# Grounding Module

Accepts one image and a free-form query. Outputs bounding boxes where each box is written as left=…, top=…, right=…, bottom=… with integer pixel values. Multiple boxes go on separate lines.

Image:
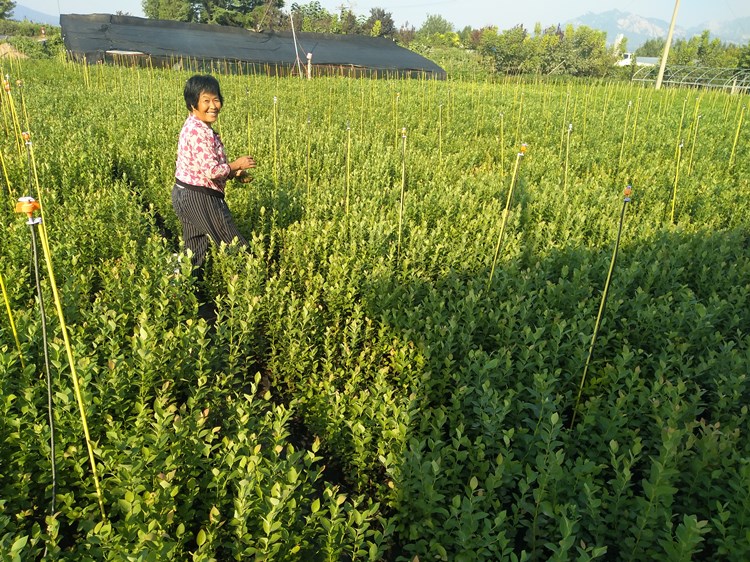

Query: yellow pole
left=20, top=137, right=107, bottom=520
left=0, top=270, right=25, bottom=369
left=655, top=0, right=681, bottom=90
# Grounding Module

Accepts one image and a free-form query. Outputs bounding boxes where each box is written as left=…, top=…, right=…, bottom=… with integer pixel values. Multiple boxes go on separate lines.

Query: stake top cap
left=15, top=196, right=40, bottom=218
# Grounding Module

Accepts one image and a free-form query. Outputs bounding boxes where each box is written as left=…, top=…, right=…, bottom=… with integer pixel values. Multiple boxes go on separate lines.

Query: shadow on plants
left=354, top=224, right=749, bottom=560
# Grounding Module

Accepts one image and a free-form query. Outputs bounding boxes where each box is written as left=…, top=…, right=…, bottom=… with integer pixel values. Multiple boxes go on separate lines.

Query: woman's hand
left=230, top=155, right=256, bottom=181
left=237, top=171, right=254, bottom=183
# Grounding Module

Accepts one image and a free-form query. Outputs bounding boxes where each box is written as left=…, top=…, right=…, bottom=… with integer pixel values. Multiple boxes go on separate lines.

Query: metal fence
left=632, top=64, right=750, bottom=94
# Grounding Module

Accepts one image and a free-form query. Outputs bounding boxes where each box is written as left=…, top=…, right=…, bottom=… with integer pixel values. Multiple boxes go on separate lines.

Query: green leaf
left=11, top=536, right=28, bottom=554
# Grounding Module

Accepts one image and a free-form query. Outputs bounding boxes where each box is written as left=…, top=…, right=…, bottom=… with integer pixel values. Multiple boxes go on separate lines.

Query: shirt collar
left=188, top=113, right=214, bottom=131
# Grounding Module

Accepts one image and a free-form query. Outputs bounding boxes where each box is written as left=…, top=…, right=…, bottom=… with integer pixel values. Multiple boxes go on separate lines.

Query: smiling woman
left=171, top=74, right=256, bottom=276
left=190, top=89, right=222, bottom=125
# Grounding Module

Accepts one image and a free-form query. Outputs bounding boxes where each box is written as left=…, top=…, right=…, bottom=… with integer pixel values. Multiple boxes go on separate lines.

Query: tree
left=669, top=31, right=738, bottom=68
left=337, top=7, right=361, bottom=34
left=0, top=0, right=15, bottom=20
left=291, top=1, right=336, bottom=33
left=739, top=42, right=750, bottom=69
left=142, top=0, right=284, bottom=27
left=416, top=14, right=459, bottom=47
left=394, top=22, right=416, bottom=46
left=365, top=8, right=395, bottom=37
left=568, top=25, right=615, bottom=76
left=479, top=25, right=528, bottom=74
left=694, top=30, right=737, bottom=67
left=142, top=0, right=196, bottom=22
left=636, top=38, right=665, bottom=57
left=480, top=22, right=616, bottom=77
left=524, top=25, right=563, bottom=74
left=670, top=36, right=700, bottom=65
left=462, top=25, right=490, bottom=51
left=417, top=13, right=453, bottom=37
left=457, top=26, right=472, bottom=48
left=251, top=2, right=286, bottom=30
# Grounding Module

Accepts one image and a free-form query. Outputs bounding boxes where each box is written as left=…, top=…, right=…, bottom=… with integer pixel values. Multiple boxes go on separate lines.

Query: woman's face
left=191, top=90, right=222, bottom=125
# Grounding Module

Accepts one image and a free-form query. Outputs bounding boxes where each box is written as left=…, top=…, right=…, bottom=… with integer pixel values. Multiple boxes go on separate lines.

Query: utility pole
left=655, top=0, right=680, bottom=90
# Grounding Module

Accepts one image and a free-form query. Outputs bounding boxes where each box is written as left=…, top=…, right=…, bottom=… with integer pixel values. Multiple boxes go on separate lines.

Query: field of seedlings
left=1, top=57, right=749, bottom=561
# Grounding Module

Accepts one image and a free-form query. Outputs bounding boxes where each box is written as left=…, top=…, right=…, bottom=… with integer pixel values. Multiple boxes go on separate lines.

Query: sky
left=16, top=0, right=750, bottom=31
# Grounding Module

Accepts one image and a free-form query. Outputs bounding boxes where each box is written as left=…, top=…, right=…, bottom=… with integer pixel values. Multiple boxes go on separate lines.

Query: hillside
left=568, top=9, right=750, bottom=49
left=10, top=4, right=59, bottom=26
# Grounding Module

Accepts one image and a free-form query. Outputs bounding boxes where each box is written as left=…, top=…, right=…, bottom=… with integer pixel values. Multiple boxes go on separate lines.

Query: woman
left=172, top=74, right=256, bottom=274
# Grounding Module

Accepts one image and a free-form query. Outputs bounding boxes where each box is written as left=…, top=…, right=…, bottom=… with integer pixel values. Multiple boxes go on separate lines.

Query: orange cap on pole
left=15, top=196, right=40, bottom=220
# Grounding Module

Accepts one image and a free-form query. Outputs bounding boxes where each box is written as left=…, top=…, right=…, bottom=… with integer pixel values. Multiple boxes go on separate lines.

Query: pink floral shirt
left=175, top=114, right=231, bottom=193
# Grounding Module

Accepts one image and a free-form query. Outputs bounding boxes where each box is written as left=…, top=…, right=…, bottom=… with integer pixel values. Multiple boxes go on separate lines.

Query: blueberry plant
left=0, top=58, right=748, bottom=560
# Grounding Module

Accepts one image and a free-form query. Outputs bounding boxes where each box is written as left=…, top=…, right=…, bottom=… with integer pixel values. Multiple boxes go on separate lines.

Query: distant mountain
left=11, top=5, right=59, bottom=26
left=704, top=16, right=750, bottom=45
left=567, top=9, right=750, bottom=50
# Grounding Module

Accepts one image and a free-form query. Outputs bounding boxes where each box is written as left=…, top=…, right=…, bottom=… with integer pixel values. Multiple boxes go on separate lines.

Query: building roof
left=60, top=13, right=446, bottom=79
left=616, top=53, right=659, bottom=67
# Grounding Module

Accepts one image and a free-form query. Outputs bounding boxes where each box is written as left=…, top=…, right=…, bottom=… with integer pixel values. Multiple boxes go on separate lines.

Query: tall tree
left=417, top=14, right=453, bottom=37
left=394, top=22, right=416, bottom=46
left=670, top=36, right=700, bottom=65
left=416, top=14, right=459, bottom=47
left=524, top=25, right=563, bottom=74
left=365, top=7, right=394, bottom=37
left=481, top=23, right=615, bottom=77
left=479, top=25, right=528, bottom=74
left=142, top=0, right=283, bottom=27
left=291, top=1, right=335, bottom=33
left=739, top=42, right=750, bottom=69
left=694, top=30, right=737, bottom=67
left=337, top=7, right=360, bottom=35
left=142, top=0, right=195, bottom=22
left=568, top=25, right=615, bottom=76
left=636, top=38, right=666, bottom=57
left=0, top=0, right=16, bottom=19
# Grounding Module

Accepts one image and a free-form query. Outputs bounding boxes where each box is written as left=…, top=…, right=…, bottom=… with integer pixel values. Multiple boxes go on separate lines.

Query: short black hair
left=183, top=74, right=224, bottom=111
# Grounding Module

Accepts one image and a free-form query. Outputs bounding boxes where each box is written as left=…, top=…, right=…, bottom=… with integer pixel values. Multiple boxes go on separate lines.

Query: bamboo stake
left=617, top=101, right=632, bottom=173
left=272, top=96, right=279, bottom=188
left=397, top=128, right=407, bottom=261
left=564, top=123, right=573, bottom=192
left=729, top=105, right=745, bottom=170
left=345, top=123, right=351, bottom=215
left=306, top=117, right=311, bottom=205
left=670, top=140, right=683, bottom=224
left=571, top=185, right=632, bottom=427
left=0, top=270, right=25, bottom=369
left=687, top=115, right=701, bottom=176
left=22, top=136, right=106, bottom=520
left=487, top=144, right=527, bottom=291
